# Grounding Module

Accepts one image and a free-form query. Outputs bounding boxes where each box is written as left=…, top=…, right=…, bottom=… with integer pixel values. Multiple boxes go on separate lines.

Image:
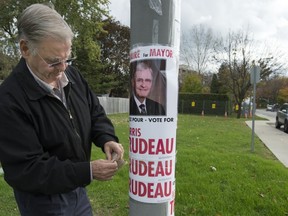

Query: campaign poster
left=129, top=45, right=178, bottom=205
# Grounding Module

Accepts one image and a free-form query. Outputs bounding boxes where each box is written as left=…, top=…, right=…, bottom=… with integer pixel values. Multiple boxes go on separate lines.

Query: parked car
left=266, top=104, right=273, bottom=111
left=275, top=103, right=288, bottom=133
left=267, top=103, right=279, bottom=112
left=272, top=103, right=279, bottom=112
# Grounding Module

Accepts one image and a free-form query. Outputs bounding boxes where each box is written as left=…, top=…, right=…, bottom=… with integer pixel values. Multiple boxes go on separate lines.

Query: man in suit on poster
left=130, top=61, right=166, bottom=116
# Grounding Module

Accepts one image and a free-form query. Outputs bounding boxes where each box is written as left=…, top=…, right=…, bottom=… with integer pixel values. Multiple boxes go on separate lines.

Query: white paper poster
left=129, top=45, right=178, bottom=207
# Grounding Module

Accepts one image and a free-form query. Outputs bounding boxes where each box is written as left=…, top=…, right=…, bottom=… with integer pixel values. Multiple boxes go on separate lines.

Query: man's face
left=133, top=68, right=152, bottom=101
left=23, top=37, right=72, bottom=85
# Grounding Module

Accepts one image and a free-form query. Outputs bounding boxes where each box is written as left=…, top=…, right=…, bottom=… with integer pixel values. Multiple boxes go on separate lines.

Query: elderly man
left=0, top=4, right=124, bottom=216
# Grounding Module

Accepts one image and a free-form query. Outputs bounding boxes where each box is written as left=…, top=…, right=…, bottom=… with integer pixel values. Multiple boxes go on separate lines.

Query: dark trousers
left=14, top=187, right=93, bottom=216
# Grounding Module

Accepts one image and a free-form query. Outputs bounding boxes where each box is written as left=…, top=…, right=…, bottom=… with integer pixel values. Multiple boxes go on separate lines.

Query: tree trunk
left=237, top=103, right=242, bottom=118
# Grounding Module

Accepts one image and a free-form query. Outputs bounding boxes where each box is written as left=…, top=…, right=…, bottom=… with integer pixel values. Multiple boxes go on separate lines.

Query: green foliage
left=210, top=73, right=220, bottom=93
left=0, top=0, right=25, bottom=58
left=1, top=114, right=288, bottom=215
left=0, top=0, right=109, bottom=66
left=217, top=63, right=233, bottom=95
left=256, top=77, right=288, bottom=106
left=0, top=52, right=17, bottom=80
left=53, top=0, right=111, bottom=94
left=278, top=87, right=288, bottom=104
left=0, top=0, right=131, bottom=96
left=95, top=19, right=130, bottom=96
left=180, top=73, right=202, bottom=93
left=72, top=35, right=102, bottom=93
left=217, top=62, right=251, bottom=118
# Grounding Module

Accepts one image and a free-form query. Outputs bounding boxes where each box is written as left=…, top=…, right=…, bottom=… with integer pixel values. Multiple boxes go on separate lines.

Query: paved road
left=256, top=109, right=277, bottom=121
left=246, top=109, right=288, bottom=168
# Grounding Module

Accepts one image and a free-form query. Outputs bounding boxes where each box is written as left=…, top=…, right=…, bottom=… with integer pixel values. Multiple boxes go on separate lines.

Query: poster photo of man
left=129, top=59, right=167, bottom=116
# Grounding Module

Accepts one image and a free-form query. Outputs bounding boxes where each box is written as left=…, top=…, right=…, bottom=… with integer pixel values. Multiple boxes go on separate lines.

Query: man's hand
left=91, top=159, right=118, bottom=181
left=104, top=141, right=124, bottom=161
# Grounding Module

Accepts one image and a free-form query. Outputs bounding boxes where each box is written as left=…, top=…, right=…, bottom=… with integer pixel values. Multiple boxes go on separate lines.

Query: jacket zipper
left=49, top=82, right=81, bottom=140
left=67, top=109, right=81, bottom=139
left=49, top=96, right=81, bottom=139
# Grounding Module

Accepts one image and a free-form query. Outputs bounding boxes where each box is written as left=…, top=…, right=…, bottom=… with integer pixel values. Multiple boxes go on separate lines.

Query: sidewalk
left=246, top=114, right=288, bottom=168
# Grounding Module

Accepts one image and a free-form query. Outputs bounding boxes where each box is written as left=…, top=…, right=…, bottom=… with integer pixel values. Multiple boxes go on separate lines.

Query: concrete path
left=246, top=113, right=288, bottom=167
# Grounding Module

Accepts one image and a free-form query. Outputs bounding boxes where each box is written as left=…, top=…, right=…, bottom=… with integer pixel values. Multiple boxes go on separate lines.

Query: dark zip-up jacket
left=0, top=58, right=119, bottom=195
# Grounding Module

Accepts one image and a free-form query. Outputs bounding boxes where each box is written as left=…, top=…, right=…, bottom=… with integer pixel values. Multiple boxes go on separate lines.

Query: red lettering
left=170, top=199, right=175, bottom=215
left=129, top=128, right=141, bottom=137
left=164, top=181, right=172, bottom=197
left=148, top=139, right=155, bottom=154
left=129, top=179, right=172, bottom=199
left=147, top=183, right=153, bottom=198
left=130, top=159, right=173, bottom=177
left=156, top=139, right=165, bottom=154
left=130, top=50, right=140, bottom=60
left=139, top=160, right=146, bottom=176
left=166, top=138, right=174, bottom=154
left=155, top=160, right=164, bottom=176
left=139, top=138, right=147, bottom=154
left=150, top=49, right=156, bottom=57
left=129, top=137, right=139, bottom=153
left=138, top=181, right=146, bottom=197
left=149, top=48, right=173, bottom=58
left=154, top=182, right=163, bottom=197
left=147, top=161, right=154, bottom=176
left=129, top=137, right=174, bottom=155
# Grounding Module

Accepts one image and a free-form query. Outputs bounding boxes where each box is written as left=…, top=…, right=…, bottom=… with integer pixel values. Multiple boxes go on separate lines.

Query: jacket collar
left=15, top=58, right=73, bottom=101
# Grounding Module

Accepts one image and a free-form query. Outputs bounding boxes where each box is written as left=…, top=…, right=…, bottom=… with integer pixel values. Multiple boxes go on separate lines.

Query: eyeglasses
left=36, top=50, right=77, bottom=68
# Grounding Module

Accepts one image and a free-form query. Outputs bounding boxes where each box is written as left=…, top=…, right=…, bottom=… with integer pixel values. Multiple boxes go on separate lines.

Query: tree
left=214, top=30, right=252, bottom=118
left=257, top=77, right=287, bottom=105
left=96, top=19, right=130, bottom=97
left=180, top=73, right=202, bottom=93
left=210, top=73, right=220, bottom=93
left=53, top=0, right=111, bottom=93
left=0, top=0, right=110, bottom=88
left=0, top=0, right=133, bottom=97
left=0, top=0, right=110, bottom=53
left=278, top=86, right=288, bottom=105
left=214, top=28, right=286, bottom=118
left=0, top=51, right=17, bottom=80
left=217, top=63, right=231, bottom=94
left=181, top=24, right=215, bottom=75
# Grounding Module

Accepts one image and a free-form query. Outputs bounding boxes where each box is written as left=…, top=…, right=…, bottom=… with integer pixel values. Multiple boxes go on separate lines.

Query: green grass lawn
left=1, top=113, right=288, bottom=215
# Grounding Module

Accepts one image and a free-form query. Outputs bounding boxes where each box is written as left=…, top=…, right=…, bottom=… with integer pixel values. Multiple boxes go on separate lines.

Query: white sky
left=108, top=0, right=288, bottom=67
